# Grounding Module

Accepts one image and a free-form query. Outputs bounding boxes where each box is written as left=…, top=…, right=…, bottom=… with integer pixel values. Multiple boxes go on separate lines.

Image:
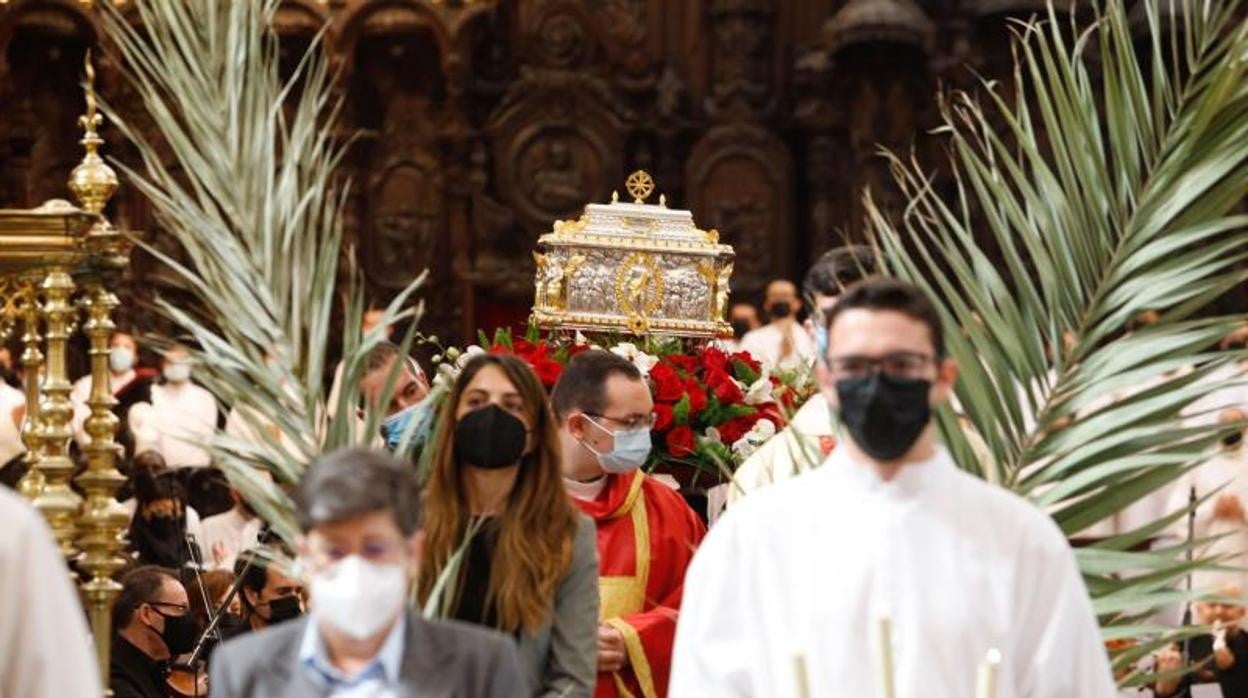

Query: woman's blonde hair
left=417, top=353, right=578, bottom=634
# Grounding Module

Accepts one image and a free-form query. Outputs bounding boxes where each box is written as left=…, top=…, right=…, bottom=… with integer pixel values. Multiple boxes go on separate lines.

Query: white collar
left=564, top=476, right=608, bottom=502
left=827, top=445, right=951, bottom=499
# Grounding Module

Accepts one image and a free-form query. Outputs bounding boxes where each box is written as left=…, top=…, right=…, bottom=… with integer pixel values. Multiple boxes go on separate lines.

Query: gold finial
left=69, top=50, right=119, bottom=216
left=625, top=170, right=655, bottom=204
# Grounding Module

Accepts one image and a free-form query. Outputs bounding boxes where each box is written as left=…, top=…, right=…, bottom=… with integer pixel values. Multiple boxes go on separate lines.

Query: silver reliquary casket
left=531, top=171, right=735, bottom=339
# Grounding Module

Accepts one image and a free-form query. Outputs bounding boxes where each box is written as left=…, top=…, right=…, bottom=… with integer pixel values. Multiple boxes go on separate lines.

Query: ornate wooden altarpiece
left=4, top=0, right=1213, bottom=354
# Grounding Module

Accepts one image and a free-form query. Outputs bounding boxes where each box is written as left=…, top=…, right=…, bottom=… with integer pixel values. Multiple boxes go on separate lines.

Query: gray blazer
left=514, top=512, right=600, bottom=698
left=208, top=609, right=524, bottom=697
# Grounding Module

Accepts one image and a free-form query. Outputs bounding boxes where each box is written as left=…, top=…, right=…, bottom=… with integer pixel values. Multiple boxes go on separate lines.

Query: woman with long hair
left=418, top=353, right=599, bottom=696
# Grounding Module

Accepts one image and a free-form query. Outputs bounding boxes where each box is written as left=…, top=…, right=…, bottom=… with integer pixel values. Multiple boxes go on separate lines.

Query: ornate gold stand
left=0, top=52, right=132, bottom=688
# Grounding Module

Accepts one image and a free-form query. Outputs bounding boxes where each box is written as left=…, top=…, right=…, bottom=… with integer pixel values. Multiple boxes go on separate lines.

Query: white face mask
left=110, top=347, right=136, bottom=374
left=163, top=362, right=192, bottom=383
left=310, top=555, right=407, bottom=641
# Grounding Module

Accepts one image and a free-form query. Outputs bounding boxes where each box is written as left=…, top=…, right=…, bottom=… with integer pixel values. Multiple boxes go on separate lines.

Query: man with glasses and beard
left=672, top=278, right=1113, bottom=697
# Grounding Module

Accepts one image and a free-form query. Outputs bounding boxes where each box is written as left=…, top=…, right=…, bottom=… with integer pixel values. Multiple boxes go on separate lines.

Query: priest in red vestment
left=552, top=350, right=707, bottom=698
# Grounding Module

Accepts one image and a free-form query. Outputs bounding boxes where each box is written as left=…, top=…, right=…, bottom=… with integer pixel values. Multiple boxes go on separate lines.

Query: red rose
left=706, top=369, right=744, bottom=404
left=756, top=402, right=787, bottom=430
left=666, top=354, right=699, bottom=374
left=665, top=425, right=695, bottom=458
left=717, top=415, right=756, bottom=444
left=533, top=358, right=563, bottom=387
left=731, top=351, right=762, bottom=374
left=684, top=378, right=707, bottom=414
left=701, top=346, right=729, bottom=373
left=653, top=403, right=674, bottom=431
left=651, top=364, right=685, bottom=402
left=489, top=343, right=509, bottom=354
left=567, top=343, right=591, bottom=358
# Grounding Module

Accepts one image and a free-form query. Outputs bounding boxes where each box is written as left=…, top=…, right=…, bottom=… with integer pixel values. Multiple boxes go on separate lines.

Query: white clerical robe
left=198, top=506, right=263, bottom=571
left=0, top=487, right=102, bottom=697
left=130, top=382, right=218, bottom=467
left=671, top=446, right=1115, bottom=698
left=739, top=322, right=815, bottom=371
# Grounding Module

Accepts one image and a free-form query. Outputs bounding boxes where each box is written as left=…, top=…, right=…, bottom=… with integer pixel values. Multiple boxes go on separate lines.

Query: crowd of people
left=1, top=246, right=1246, bottom=698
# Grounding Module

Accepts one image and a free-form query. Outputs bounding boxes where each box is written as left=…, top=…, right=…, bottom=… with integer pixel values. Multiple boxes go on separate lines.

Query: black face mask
left=261, top=595, right=303, bottom=624
left=454, top=404, right=527, bottom=470
left=730, top=319, right=752, bottom=340
left=151, top=607, right=198, bottom=655
left=1224, top=431, right=1244, bottom=449
left=768, top=302, right=792, bottom=320
left=835, top=373, right=932, bottom=461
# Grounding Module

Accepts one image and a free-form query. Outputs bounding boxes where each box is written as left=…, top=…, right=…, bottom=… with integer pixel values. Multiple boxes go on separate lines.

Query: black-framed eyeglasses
left=148, top=601, right=189, bottom=615
left=826, top=352, right=938, bottom=380
left=586, top=412, right=657, bottom=431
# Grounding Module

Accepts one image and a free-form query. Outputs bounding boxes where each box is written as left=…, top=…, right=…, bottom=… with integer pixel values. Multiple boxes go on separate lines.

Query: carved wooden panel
left=0, top=0, right=1240, bottom=350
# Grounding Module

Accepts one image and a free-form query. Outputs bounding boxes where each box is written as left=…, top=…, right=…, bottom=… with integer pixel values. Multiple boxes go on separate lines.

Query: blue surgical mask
left=583, top=418, right=652, bottom=473
left=382, top=403, right=418, bottom=451
left=815, top=323, right=829, bottom=360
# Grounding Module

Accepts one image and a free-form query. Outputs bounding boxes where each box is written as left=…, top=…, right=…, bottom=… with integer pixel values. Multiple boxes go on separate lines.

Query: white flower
left=749, top=418, right=777, bottom=442
left=610, top=342, right=659, bottom=375
left=455, top=345, right=485, bottom=369
left=743, top=370, right=774, bottom=405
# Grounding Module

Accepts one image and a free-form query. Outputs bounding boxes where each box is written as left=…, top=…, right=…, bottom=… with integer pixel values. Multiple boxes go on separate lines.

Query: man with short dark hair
left=552, top=350, right=706, bottom=698
left=234, top=549, right=305, bottom=632
left=111, top=565, right=197, bottom=698
left=210, top=448, right=522, bottom=697
left=672, top=277, right=1114, bottom=697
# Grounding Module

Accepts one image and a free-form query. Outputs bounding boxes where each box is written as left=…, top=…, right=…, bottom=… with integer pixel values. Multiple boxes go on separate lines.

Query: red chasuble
left=573, top=470, right=707, bottom=698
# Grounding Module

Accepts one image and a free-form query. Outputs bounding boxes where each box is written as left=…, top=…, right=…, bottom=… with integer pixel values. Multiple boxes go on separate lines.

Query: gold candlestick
left=15, top=280, right=45, bottom=500
left=71, top=48, right=131, bottom=682
left=32, top=266, right=81, bottom=560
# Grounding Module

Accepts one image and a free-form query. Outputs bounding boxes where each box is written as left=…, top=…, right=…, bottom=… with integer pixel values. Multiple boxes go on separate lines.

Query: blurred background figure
left=70, top=330, right=156, bottom=452
left=0, top=487, right=103, bottom=697
left=738, top=279, right=813, bottom=371
left=130, top=345, right=217, bottom=468
left=199, top=481, right=264, bottom=571
left=719, top=303, right=760, bottom=353
left=126, top=455, right=204, bottom=569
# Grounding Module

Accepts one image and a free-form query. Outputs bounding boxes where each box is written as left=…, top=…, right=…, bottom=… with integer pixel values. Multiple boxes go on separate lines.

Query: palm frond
left=97, top=0, right=425, bottom=544
left=864, top=0, right=1248, bottom=675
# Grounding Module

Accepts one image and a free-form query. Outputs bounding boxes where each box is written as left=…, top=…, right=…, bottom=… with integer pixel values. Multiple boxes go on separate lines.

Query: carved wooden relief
left=0, top=0, right=1238, bottom=347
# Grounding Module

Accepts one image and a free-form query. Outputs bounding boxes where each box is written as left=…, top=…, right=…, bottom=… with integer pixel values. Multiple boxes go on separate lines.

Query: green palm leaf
left=864, top=0, right=1248, bottom=679
left=96, top=0, right=425, bottom=544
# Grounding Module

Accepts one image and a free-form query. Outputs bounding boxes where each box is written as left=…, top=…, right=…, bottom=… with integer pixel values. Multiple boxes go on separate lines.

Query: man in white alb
left=130, top=345, right=218, bottom=467
left=738, top=279, right=814, bottom=371
left=671, top=277, right=1115, bottom=697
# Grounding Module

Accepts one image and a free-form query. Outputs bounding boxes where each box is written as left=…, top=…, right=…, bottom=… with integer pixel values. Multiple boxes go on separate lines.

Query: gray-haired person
left=209, top=448, right=523, bottom=697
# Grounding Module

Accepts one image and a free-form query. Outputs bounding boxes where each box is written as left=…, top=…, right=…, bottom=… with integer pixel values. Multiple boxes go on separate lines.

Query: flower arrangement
left=427, top=326, right=816, bottom=485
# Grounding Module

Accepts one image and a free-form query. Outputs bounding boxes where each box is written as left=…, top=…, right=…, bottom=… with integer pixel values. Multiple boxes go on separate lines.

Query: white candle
left=976, top=648, right=1003, bottom=698
left=793, top=654, right=811, bottom=698
left=875, top=616, right=896, bottom=698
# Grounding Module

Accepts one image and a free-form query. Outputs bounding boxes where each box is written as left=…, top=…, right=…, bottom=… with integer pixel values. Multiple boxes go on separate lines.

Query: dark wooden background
left=0, top=0, right=1241, bottom=351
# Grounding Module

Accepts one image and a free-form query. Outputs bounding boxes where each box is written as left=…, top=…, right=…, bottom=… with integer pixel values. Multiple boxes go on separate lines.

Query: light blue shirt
left=298, top=613, right=406, bottom=697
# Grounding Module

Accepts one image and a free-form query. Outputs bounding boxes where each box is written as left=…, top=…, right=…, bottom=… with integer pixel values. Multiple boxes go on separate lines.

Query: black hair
left=824, top=277, right=945, bottom=358
left=113, top=565, right=178, bottom=629
left=550, top=350, right=643, bottom=419
left=804, top=245, right=878, bottom=298
left=294, top=447, right=423, bottom=536
left=233, top=549, right=272, bottom=615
